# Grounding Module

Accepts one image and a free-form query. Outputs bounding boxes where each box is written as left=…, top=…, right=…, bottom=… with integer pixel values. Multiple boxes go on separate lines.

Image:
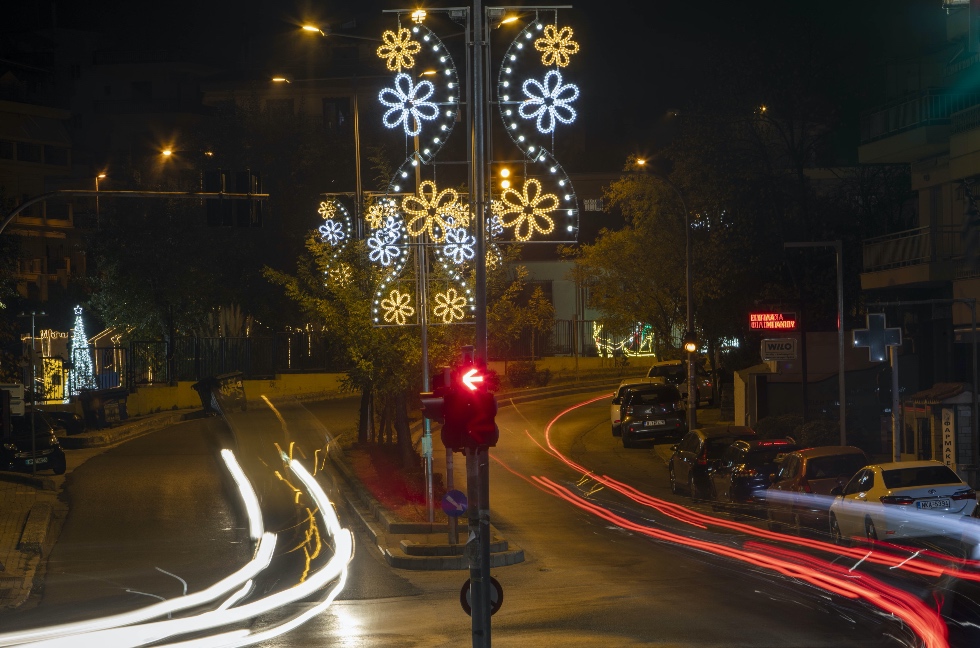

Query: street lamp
left=634, top=158, right=697, bottom=431
left=95, top=173, right=106, bottom=228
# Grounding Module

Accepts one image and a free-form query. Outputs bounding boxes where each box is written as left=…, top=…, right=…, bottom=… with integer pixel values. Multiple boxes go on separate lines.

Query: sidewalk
left=0, top=409, right=192, bottom=610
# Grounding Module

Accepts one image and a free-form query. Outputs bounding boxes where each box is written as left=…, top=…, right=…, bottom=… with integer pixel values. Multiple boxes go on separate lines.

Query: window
left=17, top=142, right=42, bottom=163
left=0, top=140, right=13, bottom=159
left=882, top=465, right=961, bottom=489
left=805, top=454, right=867, bottom=480
left=843, top=470, right=866, bottom=495
left=322, top=97, right=351, bottom=131
left=779, top=456, right=800, bottom=480
left=44, top=145, right=69, bottom=166
left=583, top=198, right=604, bottom=212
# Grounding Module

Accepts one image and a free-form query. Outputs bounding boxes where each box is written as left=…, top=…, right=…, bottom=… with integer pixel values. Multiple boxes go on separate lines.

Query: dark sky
left=7, top=1, right=946, bottom=169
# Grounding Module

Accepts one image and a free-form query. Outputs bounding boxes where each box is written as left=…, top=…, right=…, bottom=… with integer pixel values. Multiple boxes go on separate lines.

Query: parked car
left=39, top=409, right=85, bottom=436
left=610, top=378, right=662, bottom=436
left=2, top=414, right=68, bottom=475
left=668, top=425, right=756, bottom=499
left=619, top=384, right=686, bottom=448
left=646, top=359, right=715, bottom=405
left=709, top=438, right=799, bottom=513
left=766, top=446, right=869, bottom=534
left=829, top=460, right=977, bottom=545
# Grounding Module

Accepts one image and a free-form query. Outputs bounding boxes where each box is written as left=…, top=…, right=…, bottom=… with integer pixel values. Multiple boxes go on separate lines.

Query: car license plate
left=916, top=499, right=951, bottom=510
left=645, top=420, right=666, bottom=427
left=25, top=457, right=48, bottom=466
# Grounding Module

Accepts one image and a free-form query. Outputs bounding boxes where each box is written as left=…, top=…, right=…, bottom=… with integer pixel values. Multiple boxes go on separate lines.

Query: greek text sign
left=942, top=408, right=956, bottom=471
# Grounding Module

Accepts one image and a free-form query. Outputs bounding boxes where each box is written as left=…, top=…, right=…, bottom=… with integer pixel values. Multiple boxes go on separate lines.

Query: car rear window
left=804, top=454, right=867, bottom=480
left=706, top=436, right=754, bottom=460
left=746, top=446, right=798, bottom=467
left=648, top=366, right=685, bottom=381
left=630, top=388, right=681, bottom=403
left=882, top=465, right=962, bottom=489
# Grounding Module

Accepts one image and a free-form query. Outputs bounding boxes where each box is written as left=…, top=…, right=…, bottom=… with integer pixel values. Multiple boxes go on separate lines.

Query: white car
left=828, top=460, right=977, bottom=545
left=610, top=378, right=661, bottom=437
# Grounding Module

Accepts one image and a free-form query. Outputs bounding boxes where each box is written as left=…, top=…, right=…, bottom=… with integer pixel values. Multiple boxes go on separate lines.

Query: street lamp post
left=95, top=173, right=106, bottom=228
left=17, top=310, right=46, bottom=476
left=636, top=159, right=697, bottom=431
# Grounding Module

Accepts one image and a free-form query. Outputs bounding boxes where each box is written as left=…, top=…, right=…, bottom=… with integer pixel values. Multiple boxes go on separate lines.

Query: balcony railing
left=860, top=90, right=980, bottom=144
left=863, top=225, right=964, bottom=273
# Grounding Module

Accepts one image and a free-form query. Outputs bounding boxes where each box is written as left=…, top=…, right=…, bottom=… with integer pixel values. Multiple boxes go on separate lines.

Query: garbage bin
left=79, top=387, right=130, bottom=429
left=192, top=372, right=246, bottom=414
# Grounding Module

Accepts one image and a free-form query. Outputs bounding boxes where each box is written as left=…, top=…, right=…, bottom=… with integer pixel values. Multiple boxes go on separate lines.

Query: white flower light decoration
left=367, top=216, right=403, bottom=266
left=366, top=199, right=397, bottom=229
left=433, top=288, right=467, bottom=323
left=443, top=227, right=476, bottom=264
left=519, top=69, right=579, bottom=134
left=379, top=73, right=439, bottom=137
left=376, top=28, right=422, bottom=72
left=318, top=219, right=346, bottom=246
left=498, top=178, right=558, bottom=241
left=401, top=181, right=460, bottom=242
left=534, top=25, right=580, bottom=68
left=380, top=289, right=415, bottom=325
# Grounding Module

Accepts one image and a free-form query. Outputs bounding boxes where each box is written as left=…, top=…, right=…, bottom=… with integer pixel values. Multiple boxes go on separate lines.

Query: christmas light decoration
left=534, top=25, right=579, bottom=68
left=379, top=73, right=438, bottom=137
left=376, top=28, right=422, bottom=71
left=433, top=288, right=467, bottom=323
left=318, top=219, right=345, bottom=246
left=498, top=178, right=558, bottom=241
left=328, top=264, right=353, bottom=286
left=443, top=227, right=476, bottom=264
left=317, top=201, right=336, bottom=220
left=365, top=198, right=398, bottom=229
left=380, top=289, right=415, bottom=325
left=401, top=181, right=461, bottom=242
left=519, top=69, right=579, bottom=134
left=366, top=216, right=404, bottom=266
left=68, top=305, right=98, bottom=398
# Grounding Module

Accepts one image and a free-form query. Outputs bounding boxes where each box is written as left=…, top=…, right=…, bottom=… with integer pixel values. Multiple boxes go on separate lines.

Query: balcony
left=859, top=90, right=980, bottom=164
left=861, top=225, right=963, bottom=290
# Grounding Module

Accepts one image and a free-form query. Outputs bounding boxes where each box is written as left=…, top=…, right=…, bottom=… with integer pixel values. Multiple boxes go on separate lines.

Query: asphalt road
left=6, top=391, right=977, bottom=647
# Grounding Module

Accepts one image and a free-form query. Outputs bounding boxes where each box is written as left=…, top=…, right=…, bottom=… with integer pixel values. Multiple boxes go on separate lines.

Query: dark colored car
left=709, top=438, right=799, bottom=513
left=668, top=425, right=757, bottom=499
left=765, top=446, right=869, bottom=534
left=2, top=414, right=68, bottom=475
left=619, top=384, right=686, bottom=448
left=40, top=409, right=85, bottom=436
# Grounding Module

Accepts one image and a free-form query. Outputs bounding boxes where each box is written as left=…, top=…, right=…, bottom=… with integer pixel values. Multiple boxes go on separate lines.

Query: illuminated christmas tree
left=68, top=305, right=98, bottom=397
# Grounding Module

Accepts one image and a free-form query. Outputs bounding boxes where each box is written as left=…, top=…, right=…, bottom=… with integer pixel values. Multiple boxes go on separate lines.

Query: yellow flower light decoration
left=534, top=25, right=580, bottom=68
left=376, top=28, right=422, bottom=72
left=317, top=201, right=337, bottom=220
left=328, top=263, right=352, bottom=286
left=365, top=199, right=397, bottom=229
left=380, top=288, right=415, bottom=325
left=433, top=288, right=467, bottom=323
left=401, top=180, right=460, bottom=242
left=442, top=200, right=471, bottom=230
left=498, top=178, right=558, bottom=241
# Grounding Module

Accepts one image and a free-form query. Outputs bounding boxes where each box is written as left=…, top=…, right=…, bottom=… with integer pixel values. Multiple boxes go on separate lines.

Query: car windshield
left=707, top=436, right=754, bottom=460
left=882, top=465, right=963, bottom=489
left=630, top=388, right=680, bottom=403
left=647, top=366, right=685, bottom=382
left=803, top=454, right=867, bottom=480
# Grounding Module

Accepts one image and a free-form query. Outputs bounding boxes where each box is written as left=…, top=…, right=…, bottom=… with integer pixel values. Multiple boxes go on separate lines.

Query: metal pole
left=973, top=301, right=979, bottom=478
left=473, top=0, right=488, bottom=363
left=478, top=445, right=492, bottom=647
left=30, top=312, right=36, bottom=477
left=353, top=79, right=363, bottom=239
left=419, top=240, right=434, bottom=523
left=466, top=447, right=485, bottom=647
left=891, top=345, right=901, bottom=462
left=835, top=240, right=846, bottom=445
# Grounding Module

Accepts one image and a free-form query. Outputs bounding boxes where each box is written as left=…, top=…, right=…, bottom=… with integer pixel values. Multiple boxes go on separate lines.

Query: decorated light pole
left=68, top=305, right=98, bottom=399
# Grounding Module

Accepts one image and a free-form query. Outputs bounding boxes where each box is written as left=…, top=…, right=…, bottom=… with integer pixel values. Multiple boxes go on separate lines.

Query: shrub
left=507, top=361, right=551, bottom=388
left=755, top=414, right=803, bottom=440
left=793, top=420, right=841, bottom=448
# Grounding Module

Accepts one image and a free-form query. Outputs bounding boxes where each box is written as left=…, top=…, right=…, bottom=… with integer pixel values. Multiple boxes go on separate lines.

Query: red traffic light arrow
left=461, top=368, right=484, bottom=391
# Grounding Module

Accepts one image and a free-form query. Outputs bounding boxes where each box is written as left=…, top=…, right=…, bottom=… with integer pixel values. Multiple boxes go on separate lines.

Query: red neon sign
left=749, top=312, right=798, bottom=330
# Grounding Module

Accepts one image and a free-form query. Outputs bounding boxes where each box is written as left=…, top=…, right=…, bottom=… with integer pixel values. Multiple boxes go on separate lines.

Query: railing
left=952, top=103, right=980, bottom=134
left=860, top=90, right=980, bottom=144
left=863, top=225, right=967, bottom=273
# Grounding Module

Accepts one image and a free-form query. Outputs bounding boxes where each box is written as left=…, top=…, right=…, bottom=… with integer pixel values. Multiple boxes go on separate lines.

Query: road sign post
left=853, top=313, right=903, bottom=461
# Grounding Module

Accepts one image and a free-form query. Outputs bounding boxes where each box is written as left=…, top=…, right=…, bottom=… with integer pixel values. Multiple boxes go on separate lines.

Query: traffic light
left=421, top=358, right=499, bottom=452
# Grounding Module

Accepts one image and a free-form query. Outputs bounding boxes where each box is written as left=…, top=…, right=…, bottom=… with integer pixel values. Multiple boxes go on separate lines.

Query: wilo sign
left=761, top=338, right=798, bottom=361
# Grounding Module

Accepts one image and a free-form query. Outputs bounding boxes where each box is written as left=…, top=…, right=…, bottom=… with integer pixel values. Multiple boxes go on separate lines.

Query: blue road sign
left=441, top=489, right=468, bottom=517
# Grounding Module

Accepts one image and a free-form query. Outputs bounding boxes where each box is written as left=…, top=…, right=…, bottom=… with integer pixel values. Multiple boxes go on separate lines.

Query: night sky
left=6, top=0, right=946, bottom=170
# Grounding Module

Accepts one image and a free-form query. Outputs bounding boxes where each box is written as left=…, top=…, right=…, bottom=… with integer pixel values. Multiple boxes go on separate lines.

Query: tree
left=67, top=305, right=98, bottom=397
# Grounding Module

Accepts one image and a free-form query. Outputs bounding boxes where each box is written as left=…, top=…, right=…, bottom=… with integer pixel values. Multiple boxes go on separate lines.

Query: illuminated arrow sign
left=461, top=367, right=484, bottom=391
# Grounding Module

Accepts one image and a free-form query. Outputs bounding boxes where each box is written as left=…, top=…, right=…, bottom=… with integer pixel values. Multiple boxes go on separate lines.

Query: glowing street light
left=411, top=9, right=427, bottom=23
left=302, top=24, right=324, bottom=35
left=499, top=15, right=519, bottom=25
left=271, top=76, right=291, bottom=83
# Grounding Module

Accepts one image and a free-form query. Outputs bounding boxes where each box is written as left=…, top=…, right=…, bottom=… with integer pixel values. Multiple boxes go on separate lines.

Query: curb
left=0, top=472, right=56, bottom=490
left=58, top=411, right=188, bottom=449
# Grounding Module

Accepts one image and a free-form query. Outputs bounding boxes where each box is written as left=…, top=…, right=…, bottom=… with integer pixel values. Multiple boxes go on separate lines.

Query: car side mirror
left=830, top=485, right=843, bottom=497
left=670, top=444, right=678, bottom=452
left=612, top=398, right=621, bottom=405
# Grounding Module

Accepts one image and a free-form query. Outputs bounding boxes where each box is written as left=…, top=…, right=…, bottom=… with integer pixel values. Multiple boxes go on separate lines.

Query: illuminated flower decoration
left=380, top=289, right=415, bottom=325
left=367, top=217, right=403, bottom=266
left=519, top=70, right=579, bottom=134
left=486, top=250, right=499, bottom=270
left=489, top=213, right=504, bottom=238
left=379, top=73, right=438, bottom=137
left=366, top=199, right=397, bottom=229
left=401, top=181, right=459, bottom=242
left=329, top=264, right=352, bottom=286
left=317, top=201, right=337, bottom=220
left=318, top=219, right=345, bottom=246
left=433, top=288, right=467, bottom=323
left=376, top=28, right=422, bottom=72
left=534, top=25, right=580, bottom=68
left=443, top=228, right=476, bottom=264
left=441, top=201, right=471, bottom=230
left=498, top=178, right=558, bottom=241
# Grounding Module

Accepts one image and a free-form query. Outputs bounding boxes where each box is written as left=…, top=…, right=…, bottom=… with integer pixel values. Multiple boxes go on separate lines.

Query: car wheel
left=669, top=467, right=679, bottom=495
left=622, top=429, right=635, bottom=448
left=865, top=517, right=878, bottom=542
left=50, top=450, right=67, bottom=476
left=830, top=513, right=847, bottom=546
left=689, top=474, right=700, bottom=501
left=612, top=424, right=621, bottom=437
